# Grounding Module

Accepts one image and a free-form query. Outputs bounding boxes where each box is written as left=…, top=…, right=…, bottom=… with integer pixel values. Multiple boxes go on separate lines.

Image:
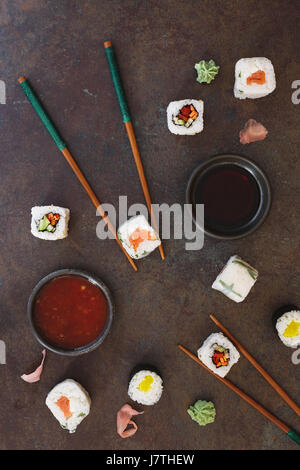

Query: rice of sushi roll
left=167, top=99, right=204, bottom=135
left=117, top=215, right=161, bottom=259
left=234, top=57, right=276, bottom=99
left=276, top=310, right=300, bottom=349
left=45, top=379, right=91, bottom=433
left=31, top=205, right=70, bottom=240
left=212, top=255, right=258, bottom=303
left=128, top=370, right=163, bottom=405
left=197, top=332, right=240, bottom=378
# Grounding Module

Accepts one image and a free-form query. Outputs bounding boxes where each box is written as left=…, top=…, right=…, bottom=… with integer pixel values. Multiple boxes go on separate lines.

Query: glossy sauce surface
left=33, top=275, right=108, bottom=349
left=194, top=165, right=260, bottom=234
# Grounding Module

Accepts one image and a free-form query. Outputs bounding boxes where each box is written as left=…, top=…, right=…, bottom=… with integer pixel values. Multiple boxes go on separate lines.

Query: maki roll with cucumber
left=167, top=99, right=204, bottom=135
left=31, top=205, right=70, bottom=240
left=197, top=332, right=240, bottom=378
left=212, top=255, right=258, bottom=303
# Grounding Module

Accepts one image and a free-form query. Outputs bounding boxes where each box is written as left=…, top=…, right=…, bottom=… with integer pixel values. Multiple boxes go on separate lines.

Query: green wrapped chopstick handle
left=18, top=76, right=66, bottom=151
left=288, top=429, right=300, bottom=446
left=104, top=41, right=131, bottom=123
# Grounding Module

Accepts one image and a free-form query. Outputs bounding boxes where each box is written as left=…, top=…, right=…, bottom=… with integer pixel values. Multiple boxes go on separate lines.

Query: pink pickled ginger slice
left=117, top=404, right=144, bottom=438
left=239, top=119, right=268, bottom=144
left=21, top=349, right=46, bottom=383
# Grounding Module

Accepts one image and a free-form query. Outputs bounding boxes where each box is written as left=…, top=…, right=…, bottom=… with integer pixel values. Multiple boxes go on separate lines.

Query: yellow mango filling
left=138, top=375, right=154, bottom=392
left=283, top=321, right=300, bottom=338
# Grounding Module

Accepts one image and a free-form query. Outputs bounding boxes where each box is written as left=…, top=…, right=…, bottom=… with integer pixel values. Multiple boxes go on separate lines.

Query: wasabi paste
left=195, top=60, right=220, bottom=84
left=187, top=400, right=216, bottom=426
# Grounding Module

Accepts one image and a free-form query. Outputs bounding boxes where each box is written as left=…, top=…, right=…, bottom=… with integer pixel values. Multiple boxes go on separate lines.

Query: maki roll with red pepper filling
left=167, top=99, right=204, bottom=135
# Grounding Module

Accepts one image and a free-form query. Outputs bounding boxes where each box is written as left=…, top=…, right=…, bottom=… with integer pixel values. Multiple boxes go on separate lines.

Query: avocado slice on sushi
left=39, top=215, right=50, bottom=231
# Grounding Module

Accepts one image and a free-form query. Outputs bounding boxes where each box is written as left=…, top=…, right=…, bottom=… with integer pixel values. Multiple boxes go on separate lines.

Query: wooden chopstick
left=178, top=344, right=300, bottom=445
left=104, top=41, right=165, bottom=261
left=209, top=314, right=300, bottom=417
left=18, top=76, right=137, bottom=272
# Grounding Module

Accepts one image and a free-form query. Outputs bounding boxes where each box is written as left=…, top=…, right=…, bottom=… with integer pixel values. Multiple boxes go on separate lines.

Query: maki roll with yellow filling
left=274, top=306, right=300, bottom=348
left=128, top=370, right=163, bottom=406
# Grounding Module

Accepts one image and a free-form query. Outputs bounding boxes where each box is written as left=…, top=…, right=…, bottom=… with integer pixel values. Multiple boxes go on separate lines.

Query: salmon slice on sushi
left=167, top=99, right=204, bottom=135
left=117, top=215, right=161, bottom=259
left=234, top=57, right=276, bottom=99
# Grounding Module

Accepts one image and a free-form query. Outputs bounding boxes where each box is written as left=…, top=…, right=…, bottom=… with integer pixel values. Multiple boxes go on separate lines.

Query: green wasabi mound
left=195, top=60, right=220, bottom=84
left=187, top=400, right=216, bottom=426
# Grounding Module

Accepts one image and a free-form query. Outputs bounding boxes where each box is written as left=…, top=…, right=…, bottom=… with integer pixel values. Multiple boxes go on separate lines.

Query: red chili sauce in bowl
left=33, top=275, right=108, bottom=350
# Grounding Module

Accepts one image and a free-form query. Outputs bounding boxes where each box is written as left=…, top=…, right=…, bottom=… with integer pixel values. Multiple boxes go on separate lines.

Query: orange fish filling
left=56, top=396, right=73, bottom=418
left=129, top=228, right=156, bottom=251
left=246, top=70, right=266, bottom=85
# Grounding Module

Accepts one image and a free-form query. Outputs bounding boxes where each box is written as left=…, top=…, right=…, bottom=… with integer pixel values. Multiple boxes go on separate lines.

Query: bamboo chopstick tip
left=18, top=76, right=26, bottom=84
left=104, top=40, right=112, bottom=48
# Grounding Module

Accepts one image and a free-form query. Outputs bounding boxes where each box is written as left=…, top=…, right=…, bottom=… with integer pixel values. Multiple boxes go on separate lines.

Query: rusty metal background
left=0, top=0, right=299, bottom=450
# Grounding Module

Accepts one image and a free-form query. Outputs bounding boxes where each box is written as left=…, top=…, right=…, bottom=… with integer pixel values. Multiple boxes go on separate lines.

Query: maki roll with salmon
left=167, top=99, right=204, bottom=135
left=197, top=332, right=240, bottom=378
left=234, top=57, right=276, bottom=99
left=45, top=379, right=91, bottom=433
left=117, top=215, right=161, bottom=259
left=31, top=205, right=70, bottom=240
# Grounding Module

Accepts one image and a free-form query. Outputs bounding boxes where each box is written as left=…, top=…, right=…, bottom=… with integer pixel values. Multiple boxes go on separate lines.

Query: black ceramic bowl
left=27, top=269, right=114, bottom=356
left=186, top=154, right=271, bottom=240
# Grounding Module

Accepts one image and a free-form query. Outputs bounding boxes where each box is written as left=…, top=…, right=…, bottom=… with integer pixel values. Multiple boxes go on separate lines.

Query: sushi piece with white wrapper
left=31, top=205, right=70, bottom=240
left=128, top=370, right=163, bottom=406
left=45, top=379, right=91, bottom=433
left=167, top=99, right=204, bottom=135
left=212, top=255, right=258, bottom=303
left=117, top=215, right=161, bottom=259
left=234, top=57, right=276, bottom=99
left=197, top=332, right=240, bottom=378
left=276, top=310, right=300, bottom=349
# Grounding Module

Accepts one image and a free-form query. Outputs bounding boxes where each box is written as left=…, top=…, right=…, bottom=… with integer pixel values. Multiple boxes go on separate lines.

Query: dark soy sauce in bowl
left=186, top=155, right=271, bottom=239
left=194, top=165, right=260, bottom=234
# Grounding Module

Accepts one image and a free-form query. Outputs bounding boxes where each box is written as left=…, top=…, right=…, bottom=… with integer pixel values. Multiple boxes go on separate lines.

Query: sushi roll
left=234, top=57, right=276, bottom=99
left=275, top=308, right=300, bottom=349
left=128, top=370, right=163, bottom=405
left=167, top=99, right=204, bottom=135
left=31, top=205, right=70, bottom=240
left=197, top=332, right=240, bottom=378
left=45, top=379, right=91, bottom=433
left=117, top=215, right=161, bottom=259
left=212, top=255, right=258, bottom=303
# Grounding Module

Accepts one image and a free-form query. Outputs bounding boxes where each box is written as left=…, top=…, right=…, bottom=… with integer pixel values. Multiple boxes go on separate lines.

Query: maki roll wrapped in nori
left=167, top=99, right=204, bottom=135
left=128, top=369, right=163, bottom=406
left=31, top=205, right=70, bottom=240
left=274, top=306, right=300, bottom=348
left=197, top=332, right=240, bottom=378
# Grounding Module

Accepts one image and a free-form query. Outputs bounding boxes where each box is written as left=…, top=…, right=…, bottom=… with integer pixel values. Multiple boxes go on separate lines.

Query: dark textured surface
left=0, top=0, right=299, bottom=450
